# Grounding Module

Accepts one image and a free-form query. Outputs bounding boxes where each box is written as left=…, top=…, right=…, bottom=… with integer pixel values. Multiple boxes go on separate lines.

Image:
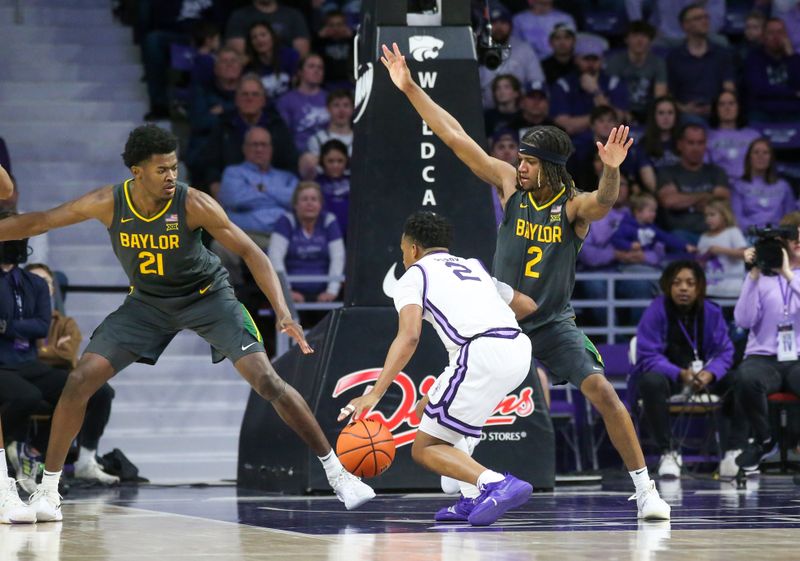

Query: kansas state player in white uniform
left=339, top=212, right=537, bottom=526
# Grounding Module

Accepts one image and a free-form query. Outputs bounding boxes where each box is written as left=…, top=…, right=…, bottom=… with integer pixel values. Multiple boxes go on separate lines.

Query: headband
left=518, top=142, right=569, bottom=166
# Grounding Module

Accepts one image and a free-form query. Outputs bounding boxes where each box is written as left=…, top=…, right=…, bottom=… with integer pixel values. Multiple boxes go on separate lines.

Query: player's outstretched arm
left=337, top=304, right=422, bottom=422
left=0, top=186, right=112, bottom=241
left=0, top=165, right=13, bottom=200
left=573, top=126, right=633, bottom=224
left=381, top=42, right=517, bottom=203
left=186, top=188, right=313, bottom=354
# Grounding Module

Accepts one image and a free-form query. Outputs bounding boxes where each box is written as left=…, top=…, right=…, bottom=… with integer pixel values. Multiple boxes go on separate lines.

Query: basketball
left=336, top=419, right=396, bottom=478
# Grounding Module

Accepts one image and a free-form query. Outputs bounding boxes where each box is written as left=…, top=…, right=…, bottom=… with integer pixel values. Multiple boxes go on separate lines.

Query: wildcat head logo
left=353, top=62, right=374, bottom=124
left=409, top=36, right=444, bottom=62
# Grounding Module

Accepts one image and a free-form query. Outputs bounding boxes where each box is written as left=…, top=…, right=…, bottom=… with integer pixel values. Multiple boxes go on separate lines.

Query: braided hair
left=518, top=126, right=578, bottom=199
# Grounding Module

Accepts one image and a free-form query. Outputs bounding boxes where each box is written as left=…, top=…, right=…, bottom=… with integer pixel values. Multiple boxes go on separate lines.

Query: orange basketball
left=336, top=419, right=396, bottom=478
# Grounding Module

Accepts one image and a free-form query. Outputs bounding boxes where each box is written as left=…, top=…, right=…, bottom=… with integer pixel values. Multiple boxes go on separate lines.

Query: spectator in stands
left=214, top=127, right=298, bottom=286
left=244, top=21, right=299, bottom=99
left=744, top=17, right=800, bottom=122
left=487, top=129, right=519, bottom=224
left=479, top=4, right=544, bottom=108
left=194, top=74, right=298, bottom=195
left=707, top=91, right=760, bottom=184
left=306, top=90, right=354, bottom=157
left=731, top=138, right=797, bottom=231
left=312, top=10, right=354, bottom=88
left=576, top=177, right=659, bottom=326
left=25, top=264, right=80, bottom=370
left=637, top=96, right=682, bottom=192
left=512, top=0, right=576, bottom=59
left=540, top=23, right=577, bottom=85
left=0, top=238, right=117, bottom=492
left=141, top=0, right=223, bottom=120
left=277, top=54, right=330, bottom=153
left=612, top=192, right=696, bottom=257
left=733, top=211, right=800, bottom=471
left=550, top=37, right=629, bottom=151
left=606, top=21, right=668, bottom=124
left=738, top=11, right=766, bottom=65
left=772, top=0, right=800, bottom=53
left=187, top=46, right=243, bottom=160
left=268, top=181, right=345, bottom=305
left=508, top=83, right=554, bottom=137
left=696, top=199, right=747, bottom=298
left=626, top=0, right=727, bottom=45
left=226, top=0, right=310, bottom=58
left=633, top=260, right=737, bottom=478
left=656, top=124, right=730, bottom=244
left=316, top=139, right=350, bottom=238
left=484, top=75, right=523, bottom=137
left=187, top=19, right=221, bottom=90
left=666, top=4, right=736, bottom=120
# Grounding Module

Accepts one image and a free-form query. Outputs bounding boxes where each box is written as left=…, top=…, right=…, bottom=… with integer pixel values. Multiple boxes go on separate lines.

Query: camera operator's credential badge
left=777, top=322, right=798, bottom=362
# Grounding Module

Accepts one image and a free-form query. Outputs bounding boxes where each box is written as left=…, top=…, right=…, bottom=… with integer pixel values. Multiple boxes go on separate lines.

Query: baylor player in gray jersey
left=381, top=43, right=669, bottom=519
left=0, top=125, right=374, bottom=522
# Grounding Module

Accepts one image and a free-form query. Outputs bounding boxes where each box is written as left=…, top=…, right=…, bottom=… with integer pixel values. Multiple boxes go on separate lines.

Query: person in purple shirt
left=550, top=39, right=629, bottom=152
left=731, top=138, right=796, bottom=231
left=744, top=17, right=800, bottom=122
left=632, top=260, right=738, bottom=478
left=733, top=211, right=800, bottom=471
left=268, top=181, right=345, bottom=307
left=612, top=193, right=696, bottom=256
left=707, top=91, right=760, bottom=183
left=276, top=54, right=330, bottom=152
left=315, top=139, right=350, bottom=239
left=512, top=0, right=575, bottom=59
left=244, top=20, right=299, bottom=99
left=666, top=4, right=735, bottom=119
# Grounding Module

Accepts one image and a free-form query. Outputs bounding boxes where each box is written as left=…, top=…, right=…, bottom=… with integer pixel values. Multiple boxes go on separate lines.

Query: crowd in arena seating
left=3, top=0, right=800, bottom=482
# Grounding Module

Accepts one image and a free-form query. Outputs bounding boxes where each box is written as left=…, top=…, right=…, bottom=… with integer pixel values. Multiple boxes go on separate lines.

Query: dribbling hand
left=337, top=392, right=379, bottom=422
left=279, top=317, right=314, bottom=354
left=380, top=42, right=414, bottom=93
left=596, top=126, right=634, bottom=169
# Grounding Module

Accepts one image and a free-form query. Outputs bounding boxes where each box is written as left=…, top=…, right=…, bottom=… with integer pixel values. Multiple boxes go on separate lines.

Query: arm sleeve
left=393, top=266, right=424, bottom=313
left=326, top=239, right=345, bottom=296
left=492, top=277, right=515, bottom=305
left=734, top=275, right=762, bottom=328
left=636, top=301, right=683, bottom=380
left=6, top=280, right=51, bottom=340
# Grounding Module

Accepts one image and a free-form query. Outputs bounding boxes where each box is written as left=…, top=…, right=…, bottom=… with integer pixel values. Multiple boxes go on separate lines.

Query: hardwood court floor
left=4, top=475, right=800, bottom=561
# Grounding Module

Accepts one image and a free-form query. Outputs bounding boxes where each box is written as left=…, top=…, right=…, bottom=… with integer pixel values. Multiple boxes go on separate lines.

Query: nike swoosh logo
left=382, top=263, right=400, bottom=298
left=121, top=217, right=134, bottom=223
left=520, top=203, right=528, bottom=208
left=241, top=342, right=258, bottom=351
left=199, top=283, right=213, bottom=294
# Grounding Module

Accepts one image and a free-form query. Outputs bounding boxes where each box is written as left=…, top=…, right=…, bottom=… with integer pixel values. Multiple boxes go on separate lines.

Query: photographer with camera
left=733, top=212, right=800, bottom=471
left=0, top=225, right=118, bottom=493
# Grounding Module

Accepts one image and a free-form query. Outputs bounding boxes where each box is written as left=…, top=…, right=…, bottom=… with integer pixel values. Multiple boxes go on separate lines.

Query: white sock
left=477, top=469, right=504, bottom=490
left=629, top=466, right=650, bottom=494
left=76, top=447, right=96, bottom=466
left=459, top=480, right=481, bottom=499
left=318, top=450, right=344, bottom=481
left=41, top=470, right=61, bottom=494
left=0, top=449, right=7, bottom=480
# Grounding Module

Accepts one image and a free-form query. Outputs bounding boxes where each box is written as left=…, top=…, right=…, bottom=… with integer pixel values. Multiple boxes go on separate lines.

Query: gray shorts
left=526, top=317, right=604, bottom=387
left=85, top=285, right=264, bottom=373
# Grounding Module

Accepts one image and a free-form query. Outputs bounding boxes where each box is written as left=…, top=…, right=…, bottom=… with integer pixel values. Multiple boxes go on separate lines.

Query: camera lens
left=483, top=49, right=502, bottom=70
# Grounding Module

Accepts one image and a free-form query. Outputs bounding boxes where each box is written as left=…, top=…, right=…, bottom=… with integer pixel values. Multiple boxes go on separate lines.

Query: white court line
left=102, top=504, right=337, bottom=541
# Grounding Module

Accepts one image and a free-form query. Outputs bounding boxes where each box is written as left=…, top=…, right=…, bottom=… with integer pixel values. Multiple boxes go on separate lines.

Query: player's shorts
left=527, top=317, right=604, bottom=388
left=419, top=328, right=532, bottom=445
left=85, top=284, right=264, bottom=373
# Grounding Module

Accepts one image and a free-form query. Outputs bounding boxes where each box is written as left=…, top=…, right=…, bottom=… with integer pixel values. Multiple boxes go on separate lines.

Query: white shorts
left=419, top=330, right=532, bottom=445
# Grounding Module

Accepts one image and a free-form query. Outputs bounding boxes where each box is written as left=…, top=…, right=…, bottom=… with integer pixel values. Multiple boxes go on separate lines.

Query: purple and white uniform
left=392, top=251, right=532, bottom=444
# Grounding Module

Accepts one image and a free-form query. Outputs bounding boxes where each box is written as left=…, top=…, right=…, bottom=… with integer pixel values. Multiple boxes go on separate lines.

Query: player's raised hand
left=596, top=125, right=634, bottom=169
left=279, top=317, right=314, bottom=354
left=381, top=42, right=414, bottom=93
